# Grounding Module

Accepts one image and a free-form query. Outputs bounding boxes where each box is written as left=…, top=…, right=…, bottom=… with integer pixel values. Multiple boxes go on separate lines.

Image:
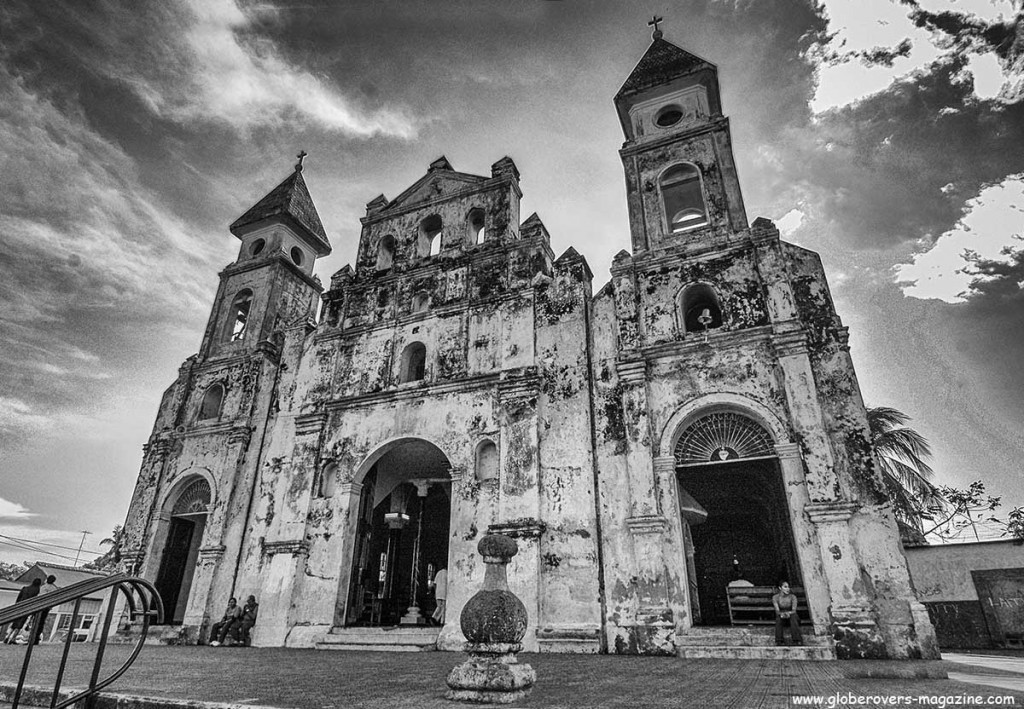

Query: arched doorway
left=674, top=411, right=802, bottom=626
left=346, top=439, right=452, bottom=627
left=154, top=477, right=210, bottom=624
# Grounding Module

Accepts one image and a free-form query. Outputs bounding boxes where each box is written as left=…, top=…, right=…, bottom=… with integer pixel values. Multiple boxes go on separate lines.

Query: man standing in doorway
left=431, top=567, right=448, bottom=626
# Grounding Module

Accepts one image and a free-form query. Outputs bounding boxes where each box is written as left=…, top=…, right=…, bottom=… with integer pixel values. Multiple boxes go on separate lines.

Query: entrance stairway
left=315, top=626, right=440, bottom=652
left=675, top=627, right=835, bottom=660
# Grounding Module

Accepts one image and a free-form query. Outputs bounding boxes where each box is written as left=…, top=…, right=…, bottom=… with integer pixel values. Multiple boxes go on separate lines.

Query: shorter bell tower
left=198, top=153, right=330, bottom=361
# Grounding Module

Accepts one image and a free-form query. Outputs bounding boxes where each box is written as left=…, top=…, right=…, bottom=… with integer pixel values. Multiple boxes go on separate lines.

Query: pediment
left=385, top=170, right=488, bottom=212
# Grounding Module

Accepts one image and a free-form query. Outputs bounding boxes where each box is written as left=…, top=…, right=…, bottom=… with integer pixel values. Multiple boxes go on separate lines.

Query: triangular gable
left=615, top=37, right=715, bottom=98
left=383, top=170, right=489, bottom=213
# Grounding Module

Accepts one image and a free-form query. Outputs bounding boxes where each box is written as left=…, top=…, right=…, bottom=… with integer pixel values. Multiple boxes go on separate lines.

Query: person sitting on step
left=772, top=580, right=803, bottom=647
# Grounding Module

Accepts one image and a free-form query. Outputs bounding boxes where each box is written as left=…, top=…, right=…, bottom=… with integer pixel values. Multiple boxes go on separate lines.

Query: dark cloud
left=899, top=1, right=1022, bottom=62
left=763, top=56, right=1024, bottom=248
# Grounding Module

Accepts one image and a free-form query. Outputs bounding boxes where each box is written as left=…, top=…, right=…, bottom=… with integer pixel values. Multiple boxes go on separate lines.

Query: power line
left=0, top=538, right=82, bottom=564
left=0, top=534, right=104, bottom=556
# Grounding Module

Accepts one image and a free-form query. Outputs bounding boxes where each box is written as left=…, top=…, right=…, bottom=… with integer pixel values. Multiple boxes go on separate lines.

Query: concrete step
left=677, top=644, right=835, bottom=660
left=675, top=627, right=831, bottom=647
left=316, top=626, right=439, bottom=652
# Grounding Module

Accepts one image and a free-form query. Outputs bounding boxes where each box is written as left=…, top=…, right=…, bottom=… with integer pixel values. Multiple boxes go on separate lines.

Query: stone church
left=120, top=31, right=938, bottom=659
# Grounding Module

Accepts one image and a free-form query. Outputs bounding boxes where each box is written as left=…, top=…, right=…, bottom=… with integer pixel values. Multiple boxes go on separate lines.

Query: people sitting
left=208, top=597, right=242, bottom=646
left=207, top=595, right=258, bottom=647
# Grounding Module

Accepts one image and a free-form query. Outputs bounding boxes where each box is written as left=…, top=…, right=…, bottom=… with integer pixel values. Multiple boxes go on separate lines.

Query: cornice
left=618, top=115, right=731, bottom=158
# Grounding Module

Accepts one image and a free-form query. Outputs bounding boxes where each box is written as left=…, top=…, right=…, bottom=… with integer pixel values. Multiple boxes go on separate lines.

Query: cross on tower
left=648, top=15, right=664, bottom=39
left=295, top=150, right=308, bottom=172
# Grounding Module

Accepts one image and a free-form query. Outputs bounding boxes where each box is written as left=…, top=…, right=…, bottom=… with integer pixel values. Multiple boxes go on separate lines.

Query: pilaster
left=772, top=322, right=841, bottom=501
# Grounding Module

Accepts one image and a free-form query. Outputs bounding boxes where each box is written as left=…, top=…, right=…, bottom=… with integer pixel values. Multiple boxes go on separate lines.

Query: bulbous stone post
left=445, top=534, right=536, bottom=704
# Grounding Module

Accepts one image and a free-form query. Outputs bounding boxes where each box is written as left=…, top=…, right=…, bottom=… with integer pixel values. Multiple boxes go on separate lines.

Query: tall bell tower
left=614, top=21, right=747, bottom=256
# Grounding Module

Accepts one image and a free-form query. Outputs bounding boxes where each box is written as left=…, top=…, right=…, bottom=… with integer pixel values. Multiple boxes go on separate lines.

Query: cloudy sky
left=1, top=0, right=1022, bottom=566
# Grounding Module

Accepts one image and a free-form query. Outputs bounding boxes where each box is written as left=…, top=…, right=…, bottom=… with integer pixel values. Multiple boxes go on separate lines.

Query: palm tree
left=866, top=406, right=943, bottom=532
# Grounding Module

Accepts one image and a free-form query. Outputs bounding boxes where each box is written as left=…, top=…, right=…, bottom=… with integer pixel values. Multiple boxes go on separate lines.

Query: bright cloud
left=811, top=0, right=1018, bottom=111
left=0, top=498, right=34, bottom=520
left=895, top=175, right=1024, bottom=302
left=96, top=0, right=416, bottom=137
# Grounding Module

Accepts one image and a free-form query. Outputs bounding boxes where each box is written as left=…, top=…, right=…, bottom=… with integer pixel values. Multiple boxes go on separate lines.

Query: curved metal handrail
left=1, top=573, right=163, bottom=709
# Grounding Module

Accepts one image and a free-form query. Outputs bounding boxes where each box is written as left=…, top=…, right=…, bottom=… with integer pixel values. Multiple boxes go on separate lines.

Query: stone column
left=332, top=480, right=363, bottom=627
left=652, top=455, right=690, bottom=630
left=772, top=325, right=841, bottom=502
left=775, top=442, right=832, bottom=635
left=616, top=360, right=674, bottom=654
left=494, top=375, right=542, bottom=651
left=805, top=501, right=884, bottom=658
left=182, top=545, right=225, bottom=642
left=254, top=412, right=326, bottom=645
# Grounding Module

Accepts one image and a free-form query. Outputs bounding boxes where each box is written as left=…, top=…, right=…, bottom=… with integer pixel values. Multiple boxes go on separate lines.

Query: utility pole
left=75, top=531, right=91, bottom=567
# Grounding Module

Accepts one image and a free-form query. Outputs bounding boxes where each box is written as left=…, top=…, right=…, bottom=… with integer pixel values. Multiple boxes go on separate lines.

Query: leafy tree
left=866, top=406, right=942, bottom=531
left=0, top=561, right=27, bottom=581
left=923, top=480, right=1024, bottom=543
left=84, top=524, right=124, bottom=571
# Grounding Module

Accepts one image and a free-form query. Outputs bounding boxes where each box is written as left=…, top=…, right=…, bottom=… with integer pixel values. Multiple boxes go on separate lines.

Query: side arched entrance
left=673, top=410, right=803, bottom=626
left=344, top=439, right=452, bottom=627
left=153, top=477, right=211, bottom=624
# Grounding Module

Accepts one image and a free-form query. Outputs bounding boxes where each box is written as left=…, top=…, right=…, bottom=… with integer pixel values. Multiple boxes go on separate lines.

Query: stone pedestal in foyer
left=445, top=534, right=536, bottom=704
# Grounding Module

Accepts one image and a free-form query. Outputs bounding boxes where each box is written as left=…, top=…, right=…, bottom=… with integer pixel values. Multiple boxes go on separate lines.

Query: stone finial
left=446, top=533, right=535, bottom=703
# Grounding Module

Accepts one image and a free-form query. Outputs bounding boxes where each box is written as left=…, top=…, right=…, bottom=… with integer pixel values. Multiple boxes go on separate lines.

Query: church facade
left=120, top=34, right=938, bottom=659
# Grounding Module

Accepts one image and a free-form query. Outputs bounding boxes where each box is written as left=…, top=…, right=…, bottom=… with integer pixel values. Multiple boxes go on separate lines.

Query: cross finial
left=295, top=150, right=308, bottom=172
left=648, top=15, right=664, bottom=40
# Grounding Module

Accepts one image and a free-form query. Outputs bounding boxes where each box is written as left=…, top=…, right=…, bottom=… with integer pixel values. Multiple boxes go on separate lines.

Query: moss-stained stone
left=119, top=43, right=936, bottom=661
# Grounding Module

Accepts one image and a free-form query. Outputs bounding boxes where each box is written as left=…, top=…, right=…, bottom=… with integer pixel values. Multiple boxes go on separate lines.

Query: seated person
left=209, top=597, right=242, bottom=646
left=238, top=596, right=258, bottom=646
left=772, top=580, right=803, bottom=646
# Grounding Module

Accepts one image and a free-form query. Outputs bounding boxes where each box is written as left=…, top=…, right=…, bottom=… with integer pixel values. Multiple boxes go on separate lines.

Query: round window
left=655, top=106, right=684, bottom=128
left=290, top=246, right=304, bottom=266
left=250, top=238, right=266, bottom=256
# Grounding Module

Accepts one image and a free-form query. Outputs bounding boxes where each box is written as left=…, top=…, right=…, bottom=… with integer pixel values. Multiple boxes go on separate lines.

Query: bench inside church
left=726, top=586, right=810, bottom=626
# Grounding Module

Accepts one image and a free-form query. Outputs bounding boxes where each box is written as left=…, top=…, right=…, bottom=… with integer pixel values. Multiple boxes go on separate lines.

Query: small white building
left=17, top=562, right=109, bottom=642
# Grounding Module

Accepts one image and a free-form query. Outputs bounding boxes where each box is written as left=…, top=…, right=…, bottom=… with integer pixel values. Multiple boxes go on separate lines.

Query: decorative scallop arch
left=657, top=393, right=791, bottom=459
left=674, top=411, right=774, bottom=465
left=159, top=470, right=216, bottom=517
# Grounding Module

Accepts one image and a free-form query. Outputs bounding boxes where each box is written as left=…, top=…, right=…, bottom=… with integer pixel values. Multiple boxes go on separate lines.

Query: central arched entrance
left=154, top=477, right=210, bottom=624
left=674, top=410, right=803, bottom=626
left=345, top=439, right=452, bottom=627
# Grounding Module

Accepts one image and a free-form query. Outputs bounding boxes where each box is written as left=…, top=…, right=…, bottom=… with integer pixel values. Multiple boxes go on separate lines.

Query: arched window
left=198, top=383, right=225, bottom=421
left=679, top=283, right=723, bottom=335
left=419, top=215, right=443, bottom=257
left=661, top=164, right=708, bottom=233
left=225, top=289, right=253, bottom=342
left=467, top=208, right=486, bottom=244
left=475, top=440, right=499, bottom=482
left=318, top=462, right=337, bottom=497
left=376, top=235, right=395, bottom=271
left=399, top=342, right=427, bottom=383
left=411, top=290, right=430, bottom=313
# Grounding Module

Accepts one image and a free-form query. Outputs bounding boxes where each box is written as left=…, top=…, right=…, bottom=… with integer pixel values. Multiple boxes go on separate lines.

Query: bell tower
left=614, top=24, right=748, bottom=255
left=198, top=154, right=330, bottom=360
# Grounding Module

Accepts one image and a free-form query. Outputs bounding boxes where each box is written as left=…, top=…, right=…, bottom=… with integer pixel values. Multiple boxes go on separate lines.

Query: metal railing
left=0, top=574, right=163, bottom=709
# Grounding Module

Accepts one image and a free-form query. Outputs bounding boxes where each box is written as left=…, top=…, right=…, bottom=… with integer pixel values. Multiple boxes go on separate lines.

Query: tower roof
left=615, top=37, right=715, bottom=99
left=230, top=168, right=331, bottom=255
